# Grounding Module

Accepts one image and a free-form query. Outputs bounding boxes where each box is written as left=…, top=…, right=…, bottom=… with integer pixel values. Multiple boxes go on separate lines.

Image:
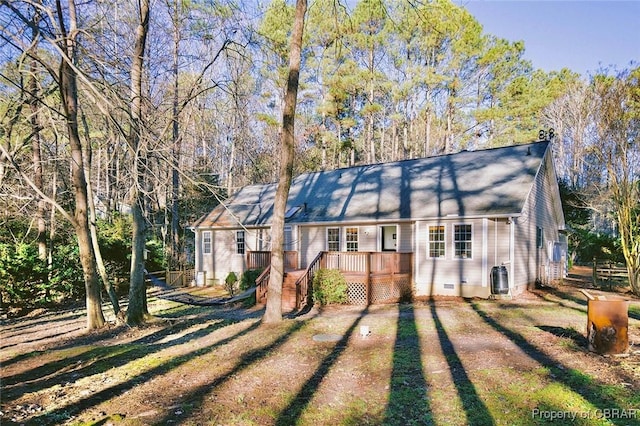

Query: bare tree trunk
left=29, top=52, right=47, bottom=262
left=57, top=0, right=105, bottom=330
left=126, top=0, right=151, bottom=325
left=81, top=111, right=122, bottom=319
left=48, top=144, right=58, bottom=276
left=170, top=0, right=181, bottom=269
left=263, top=0, right=307, bottom=324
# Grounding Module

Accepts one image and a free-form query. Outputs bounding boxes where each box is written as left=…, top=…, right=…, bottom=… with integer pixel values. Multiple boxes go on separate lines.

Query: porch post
left=365, top=252, right=371, bottom=305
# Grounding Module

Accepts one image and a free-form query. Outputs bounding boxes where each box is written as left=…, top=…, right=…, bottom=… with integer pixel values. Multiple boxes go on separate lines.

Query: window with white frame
left=236, top=230, right=245, bottom=254
left=453, top=224, right=472, bottom=259
left=536, top=226, right=543, bottom=248
left=284, top=226, right=293, bottom=251
left=202, top=231, right=212, bottom=254
left=327, top=228, right=340, bottom=251
left=346, top=227, right=359, bottom=252
left=428, top=225, right=445, bottom=258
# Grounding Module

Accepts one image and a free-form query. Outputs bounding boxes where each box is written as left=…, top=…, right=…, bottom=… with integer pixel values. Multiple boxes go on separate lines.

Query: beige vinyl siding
left=299, top=226, right=324, bottom=267
left=359, top=225, right=377, bottom=251
left=201, top=229, right=258, bottom=284
left=415, top=219, right=491, bottom=298
left=195, top=229, right=209, bottom=282
left=512, top=152, right=564, bottom=293
left=485, top=218, right=511, bottom=272
left=397, top=223, right=414, bottom=252
left=207, top=230, right=230, bottom=284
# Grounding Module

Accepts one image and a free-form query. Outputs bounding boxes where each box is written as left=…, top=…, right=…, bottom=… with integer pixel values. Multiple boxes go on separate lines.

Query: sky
left=457, top=0, right=640, bottom=76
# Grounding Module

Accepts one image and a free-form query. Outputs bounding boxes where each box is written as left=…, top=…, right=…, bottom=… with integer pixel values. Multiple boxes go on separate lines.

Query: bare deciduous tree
left=263, top=0, right=307, bottom=324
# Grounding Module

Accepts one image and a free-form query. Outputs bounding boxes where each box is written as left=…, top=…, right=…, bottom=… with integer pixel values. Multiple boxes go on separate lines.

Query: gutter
left=198, top=213, right=524, bottom=230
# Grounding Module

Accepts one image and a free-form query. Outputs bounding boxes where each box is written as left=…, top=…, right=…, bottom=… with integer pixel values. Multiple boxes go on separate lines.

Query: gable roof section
left=196, top=141, right=551, bottom=228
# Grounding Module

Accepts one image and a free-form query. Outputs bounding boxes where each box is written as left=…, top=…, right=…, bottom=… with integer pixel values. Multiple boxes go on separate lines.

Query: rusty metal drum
left=586, top=299, right=630, bottom=355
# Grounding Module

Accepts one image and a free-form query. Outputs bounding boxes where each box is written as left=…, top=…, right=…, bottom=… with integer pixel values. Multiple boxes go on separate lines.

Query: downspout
left=482, top=218, right=488, bottom=287
left=509, top=218, right=515, bottom=295
left=188, top=227, right=202, bottom=285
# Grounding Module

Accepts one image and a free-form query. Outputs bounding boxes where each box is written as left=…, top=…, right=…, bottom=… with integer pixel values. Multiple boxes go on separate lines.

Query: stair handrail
left=293, top=250, right=326, bottom=311
left=255, top=266, right=270, bottom=304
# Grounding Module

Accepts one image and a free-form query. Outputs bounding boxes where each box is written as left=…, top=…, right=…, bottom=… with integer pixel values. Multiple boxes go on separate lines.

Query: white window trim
left=536, top=226, right=544, bottom=249
left=345, top=226, right=359, bottom=252
left=452, top=223, right=473, bottom=260
left=427, top=224, right=446, bottom=259
left=235, top=230, right=245, bottom=255
left=202, top=231, right=212, bottom=255
left=326, top=227, right=340, bottom=251
left=284, top=226, right=293, bottom=251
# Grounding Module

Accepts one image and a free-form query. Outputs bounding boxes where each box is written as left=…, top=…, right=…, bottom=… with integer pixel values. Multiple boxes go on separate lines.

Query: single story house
left=192, top=141, right=566, bottom=300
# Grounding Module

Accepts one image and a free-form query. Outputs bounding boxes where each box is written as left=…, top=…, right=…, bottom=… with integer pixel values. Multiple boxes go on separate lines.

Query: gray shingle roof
left=196, top=141, right=550, bottom=228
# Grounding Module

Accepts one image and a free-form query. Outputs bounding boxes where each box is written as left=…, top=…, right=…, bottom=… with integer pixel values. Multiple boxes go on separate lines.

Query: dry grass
left=1, top=282, right=639, bottom=426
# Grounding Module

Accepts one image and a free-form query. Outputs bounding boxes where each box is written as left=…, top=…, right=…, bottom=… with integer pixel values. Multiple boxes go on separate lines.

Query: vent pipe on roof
left=526, top=146, right=531, bottom=156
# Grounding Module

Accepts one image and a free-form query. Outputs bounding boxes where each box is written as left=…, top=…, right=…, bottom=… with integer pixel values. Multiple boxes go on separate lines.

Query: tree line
left=0, top=0, right=638, bottom=328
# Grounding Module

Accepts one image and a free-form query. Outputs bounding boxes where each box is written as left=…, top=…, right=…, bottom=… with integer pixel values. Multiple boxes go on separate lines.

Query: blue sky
left=458, top=0, right=640, bottom=76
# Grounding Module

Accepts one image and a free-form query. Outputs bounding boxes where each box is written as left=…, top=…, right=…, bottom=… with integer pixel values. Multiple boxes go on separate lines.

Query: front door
left=381, top=225, right=397, bottom=251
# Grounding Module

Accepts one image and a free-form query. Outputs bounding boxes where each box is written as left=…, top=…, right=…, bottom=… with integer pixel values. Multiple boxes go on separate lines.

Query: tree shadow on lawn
left=469, top=301, right=636, bottom=421
left=2, top=308, right=259, bottom=404
left=0, top=325, right=85, bottom=351
left=150, top=320, right=308, bottom=425
left=16, top=318, right=265, bottom=425
left=541, top=287, right=640, bottom=322
left=0, top=310, right=85, bottom=338
left=429, top=302, right=495, bottom=426
left=382, top=304, right=434, bottom=425
left=536, top=325, right=586, bottom=348
left=274, top=308, right=369, bottom=426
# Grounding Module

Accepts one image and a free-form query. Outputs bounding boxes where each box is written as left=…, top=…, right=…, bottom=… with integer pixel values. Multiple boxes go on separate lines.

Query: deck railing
left=324, top=252, right=413, bottom=305
left=247, top=250, right=298, bottom=270
left=255, top=266, right=270, bottom=304
left=293, top=251, right=324, bottom=312
left=254, top=251, right=413, bottom=310
left=322, top=251, right=412, bottom=274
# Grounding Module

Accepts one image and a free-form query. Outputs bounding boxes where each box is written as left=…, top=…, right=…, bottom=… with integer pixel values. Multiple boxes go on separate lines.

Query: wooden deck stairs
left=282, top=270, right=305, bottom=312
left=256, top=269, right=305, bottom=313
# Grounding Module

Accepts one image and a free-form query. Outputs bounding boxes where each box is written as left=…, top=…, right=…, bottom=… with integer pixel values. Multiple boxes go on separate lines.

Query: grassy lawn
left=1, top=287, right=639, bottom=426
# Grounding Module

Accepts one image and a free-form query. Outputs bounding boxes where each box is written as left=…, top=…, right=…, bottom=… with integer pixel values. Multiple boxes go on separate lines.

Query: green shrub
left=240, top=269, right=264, bottom=290
left=0, top=243, right=49, bottom=306
left=49, top=243, right=85, bottom=301
left=312, top=268, right=348, bottom=305
left=225, top=272, right=238, bottom=296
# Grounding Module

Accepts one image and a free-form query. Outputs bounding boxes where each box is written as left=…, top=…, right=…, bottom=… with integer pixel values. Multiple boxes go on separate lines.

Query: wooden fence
left=593, top=260, right=628, bottom=288
left=147, top=269, right=196, bottom=287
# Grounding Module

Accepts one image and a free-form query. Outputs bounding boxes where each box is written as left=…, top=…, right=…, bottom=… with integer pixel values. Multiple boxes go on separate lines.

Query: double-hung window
left=284, top=226, right=293, bottom=251
left=346, top=227, right=359, bottom=252
left=327, top=228, right=340, bottom=251
left=428, top=226, right=445, bottom=258
left=536, top=227, right=543, bottom=248
left=453, top=224, right=472, bottom=259
left=202, top=231, right=212, bottom=255
left=236, top=230, right=245, bottom=255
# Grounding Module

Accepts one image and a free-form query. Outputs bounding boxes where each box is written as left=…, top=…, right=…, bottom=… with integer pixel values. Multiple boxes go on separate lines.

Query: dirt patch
left=2, top=274, right=640, bottom=425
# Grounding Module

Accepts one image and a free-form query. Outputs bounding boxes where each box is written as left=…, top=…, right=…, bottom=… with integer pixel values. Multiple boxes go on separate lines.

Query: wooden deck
left=255, top=251, right=413, bottom=312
